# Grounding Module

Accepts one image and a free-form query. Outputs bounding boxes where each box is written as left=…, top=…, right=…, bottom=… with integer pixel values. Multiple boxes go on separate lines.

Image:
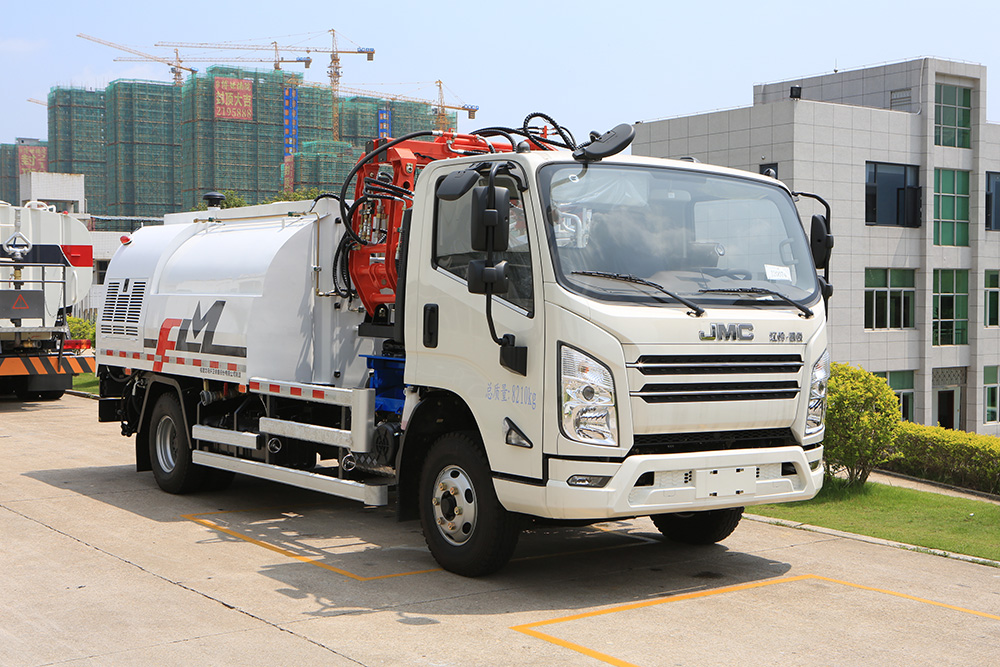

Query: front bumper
left=495, top=445, right=823, bottom=520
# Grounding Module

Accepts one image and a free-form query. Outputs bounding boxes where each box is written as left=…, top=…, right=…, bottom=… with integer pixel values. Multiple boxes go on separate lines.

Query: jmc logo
left=699, top=323, right=754, bottom=341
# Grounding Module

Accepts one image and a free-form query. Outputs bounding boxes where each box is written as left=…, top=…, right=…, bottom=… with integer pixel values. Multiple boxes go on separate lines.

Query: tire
left=651, top=507, right=744, bottom=545
left=418, top=432, right=520, bottom=576
left=37, top=390, right=65, bottom=401
left=148, top=392, right=207, bottom=494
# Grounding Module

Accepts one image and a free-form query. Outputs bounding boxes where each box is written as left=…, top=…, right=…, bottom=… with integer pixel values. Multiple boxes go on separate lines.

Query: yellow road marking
left=511, top=574, right=1000, bottom=666
left=183, top=512, right=442, bottom=581
left=183, top=510, right=655, bottom=582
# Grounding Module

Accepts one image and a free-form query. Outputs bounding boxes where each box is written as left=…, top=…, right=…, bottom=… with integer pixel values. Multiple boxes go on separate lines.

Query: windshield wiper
left=698, top=286, right=813, bottom=318
left=572, top=271, right=705, bottom=317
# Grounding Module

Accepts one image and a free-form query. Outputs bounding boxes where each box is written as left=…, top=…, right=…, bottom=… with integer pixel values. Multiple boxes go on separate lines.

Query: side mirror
left=810, top=214, right=834, bottom=270
left=436, top=169, right=480, bottom=201
left=572, top=123, right=635, bottom=162
left=470, top=186, right=510, bottom=252
left=467, top=259, right=509, bottom=295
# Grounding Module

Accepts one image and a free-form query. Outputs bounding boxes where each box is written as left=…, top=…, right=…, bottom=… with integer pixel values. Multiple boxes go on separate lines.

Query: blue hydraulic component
left=362, top=355, right=405, bottom=414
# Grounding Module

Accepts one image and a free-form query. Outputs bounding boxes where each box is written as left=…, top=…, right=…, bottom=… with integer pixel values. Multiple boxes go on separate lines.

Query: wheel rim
left=430, top=464, right=478, bottom=546
left=155, top=415, right=178, bottom=474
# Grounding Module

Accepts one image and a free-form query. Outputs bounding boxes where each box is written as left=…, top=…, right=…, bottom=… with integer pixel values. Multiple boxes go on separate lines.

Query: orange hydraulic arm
left=346, top=132, right=519, bottom=314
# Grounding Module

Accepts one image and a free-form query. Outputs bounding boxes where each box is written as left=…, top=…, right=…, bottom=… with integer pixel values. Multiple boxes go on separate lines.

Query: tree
left=824, top=363, right=901, bottom=486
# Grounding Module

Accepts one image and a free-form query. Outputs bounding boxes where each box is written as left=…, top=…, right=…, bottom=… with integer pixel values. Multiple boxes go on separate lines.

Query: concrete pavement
left=2, top=395, right=999, bottom=666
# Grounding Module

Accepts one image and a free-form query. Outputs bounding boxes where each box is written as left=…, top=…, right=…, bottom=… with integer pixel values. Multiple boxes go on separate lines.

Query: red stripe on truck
left=60, top=244, right=93, bottom=268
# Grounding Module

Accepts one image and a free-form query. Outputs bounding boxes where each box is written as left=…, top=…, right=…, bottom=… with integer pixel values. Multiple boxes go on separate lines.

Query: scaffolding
left=288, top=140, right=363, bottom=193
left=179, top=66, right=300, bottom=209
left=47, top=88, right=106, bottom=212
left=0, top=144, right=17, bottom=204
left=105, top=79, right=181, bottom=217
left=42, top=66, right=448, bottom=213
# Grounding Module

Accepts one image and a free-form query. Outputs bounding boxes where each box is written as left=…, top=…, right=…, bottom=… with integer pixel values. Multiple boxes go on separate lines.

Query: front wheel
left=651, top=507, right=743, bottom=544
left=418, top=432, right=520, bottom=576
left=148, top=392, right=206, bottom=494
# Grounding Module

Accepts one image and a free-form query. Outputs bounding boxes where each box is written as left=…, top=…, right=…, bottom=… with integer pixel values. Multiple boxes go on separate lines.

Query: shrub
left=884, top=421, right=1000, bottom=496
left=66, top=315, right=96, bottom=346
left=824, top=363, right=901, bottom=485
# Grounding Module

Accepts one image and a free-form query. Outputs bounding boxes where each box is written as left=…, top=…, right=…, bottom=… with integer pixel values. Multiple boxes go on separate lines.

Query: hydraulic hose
left=339, top=130, right=436, bottom=243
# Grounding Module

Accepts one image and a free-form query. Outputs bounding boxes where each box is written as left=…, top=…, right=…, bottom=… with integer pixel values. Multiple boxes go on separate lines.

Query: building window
left=986, top=366, right=1000, bottom=423
left=759, top=163, right=778, bottom=179
left=864, top=268, right=915, bottom=329
left=933, top=269, right=969, bottom=345
left=987, top=172, right=1000, bottom=231
left=987, top=271, right=1000, bottom=327
left=874, top=370, right=915, bottom=421
left=95, top=260, right=110, bottom=285
left=935, top=84, right=972, bottom=148
left=865, top=162, right=920, bottom=227
left=934, top=169, right=970, bottom=246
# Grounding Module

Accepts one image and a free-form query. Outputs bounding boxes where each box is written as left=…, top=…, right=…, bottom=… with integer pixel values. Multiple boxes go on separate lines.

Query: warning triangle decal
left=12, top=294, right=30, bottom=310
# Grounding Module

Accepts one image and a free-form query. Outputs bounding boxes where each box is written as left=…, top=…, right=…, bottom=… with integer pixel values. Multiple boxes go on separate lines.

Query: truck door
left=410, top=167, right=544, bottom=482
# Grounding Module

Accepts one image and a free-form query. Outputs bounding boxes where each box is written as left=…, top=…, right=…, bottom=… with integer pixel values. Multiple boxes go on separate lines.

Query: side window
left=434, top=175, right=534, bottom=314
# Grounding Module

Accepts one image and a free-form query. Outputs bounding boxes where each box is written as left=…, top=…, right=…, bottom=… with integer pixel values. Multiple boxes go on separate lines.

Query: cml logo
left=699, top=323, right=754, bottom=341
left=152, top=300, right=247, bottom=370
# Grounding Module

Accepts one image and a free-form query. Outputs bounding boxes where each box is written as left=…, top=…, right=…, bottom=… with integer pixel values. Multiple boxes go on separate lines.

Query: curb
left=872, top=469, right=1000, bottom=504
left=66, top=390, right=99, bottom=401
left=744, top=513, right=1000, bottom=569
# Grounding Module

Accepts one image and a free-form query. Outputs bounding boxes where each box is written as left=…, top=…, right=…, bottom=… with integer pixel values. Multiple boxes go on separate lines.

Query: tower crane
left=27, top=98, right=47, bottom=107
left=156, top=30, right=373, bottom=140
left=77, top=33, right=197, bottom=85
left=115, top=55, right=313, bottom=70
left=339, top=82, right=479, bottom=133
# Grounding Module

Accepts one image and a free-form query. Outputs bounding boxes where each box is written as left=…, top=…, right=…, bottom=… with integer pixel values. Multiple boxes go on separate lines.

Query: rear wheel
left=651, top=507, right=744, bottom=544
left=148, top=392, right=207, bottom=494
left=419, top=432, right=520, bottom=576
left=37, top=390, right=65, bottom=401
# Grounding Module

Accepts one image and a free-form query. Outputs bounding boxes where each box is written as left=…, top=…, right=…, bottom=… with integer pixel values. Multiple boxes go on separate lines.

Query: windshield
left=539, top=163, right=819, bottom=308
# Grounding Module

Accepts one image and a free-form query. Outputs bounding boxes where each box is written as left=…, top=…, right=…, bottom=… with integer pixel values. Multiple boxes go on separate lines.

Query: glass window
left=539, top=163, right=819, bottom=310
left=865, top=162, right=920, bottom=227
left=864, top=268, right=915, bottom=329
left=934, top=169, right=971, bottom=246
left=987, top=271, right=1000, bottom=327
left=985, top=366, right=999, bottom=423
left=433, top=174, right=534, bottom=313
left=987, top=172, right=1000, bottom=231
left=935, top=84, right=972, bottom=148
left=933, top=269, right=969, bottom=345
left=874, top=370, right=915, bottom=421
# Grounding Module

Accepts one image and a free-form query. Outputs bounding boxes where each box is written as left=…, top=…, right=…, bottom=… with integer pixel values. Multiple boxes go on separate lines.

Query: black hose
left=309, top=191, right=341, bottom=212
left=522, top=112, right=576, bottom=150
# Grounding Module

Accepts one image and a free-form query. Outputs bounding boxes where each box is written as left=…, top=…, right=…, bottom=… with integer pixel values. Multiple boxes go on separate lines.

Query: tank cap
left=203, top=191, right=225, bottom=208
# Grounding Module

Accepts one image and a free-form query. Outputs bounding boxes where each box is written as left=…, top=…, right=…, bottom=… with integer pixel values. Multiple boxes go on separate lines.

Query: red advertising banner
left=17, top=145, right=48, bottom=174
left=214, top=77, right=253, bottom=120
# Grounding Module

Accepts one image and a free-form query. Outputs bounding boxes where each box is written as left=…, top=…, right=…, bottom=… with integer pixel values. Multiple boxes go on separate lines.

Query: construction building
left=632, top=57, right=1000, bottom=435
left=25, top=66, right=452, bottom=218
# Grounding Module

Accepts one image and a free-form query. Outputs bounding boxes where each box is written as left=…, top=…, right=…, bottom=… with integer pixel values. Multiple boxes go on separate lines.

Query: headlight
left=805, top=349, right=830, bottom=436
left=560, top=345, right=618, bottom=446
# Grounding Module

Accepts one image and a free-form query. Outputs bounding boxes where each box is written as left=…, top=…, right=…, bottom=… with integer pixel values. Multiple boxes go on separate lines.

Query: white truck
left=2, top=200, right=94, bottom=399
left=97, top=118, right=833, bottom=576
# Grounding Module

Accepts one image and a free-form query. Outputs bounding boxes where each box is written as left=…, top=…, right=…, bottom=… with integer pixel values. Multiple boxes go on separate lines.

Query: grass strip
left=72, top=372, right=99, bottom=394
left=750, top=477, right=1000, bottom=563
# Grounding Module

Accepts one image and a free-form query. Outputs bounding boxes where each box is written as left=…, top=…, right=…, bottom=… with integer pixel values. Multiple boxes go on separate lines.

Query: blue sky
left=2, top=0, right=997, bottom=144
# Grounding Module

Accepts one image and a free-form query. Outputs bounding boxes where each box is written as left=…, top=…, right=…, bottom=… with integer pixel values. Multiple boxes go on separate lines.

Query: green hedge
left=67, top=316, right=96, bottom=346
left=883, top=421, right=1000, bottom=496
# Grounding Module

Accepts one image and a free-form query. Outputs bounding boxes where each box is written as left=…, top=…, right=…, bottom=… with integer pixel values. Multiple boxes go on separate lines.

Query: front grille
left=628, top=353, right=803, bottom=403
left=630, top=428, right=796, bottom=456
left=633, top=380, right=799, bottom=403
left=629, top=354, right=803, bottom=375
